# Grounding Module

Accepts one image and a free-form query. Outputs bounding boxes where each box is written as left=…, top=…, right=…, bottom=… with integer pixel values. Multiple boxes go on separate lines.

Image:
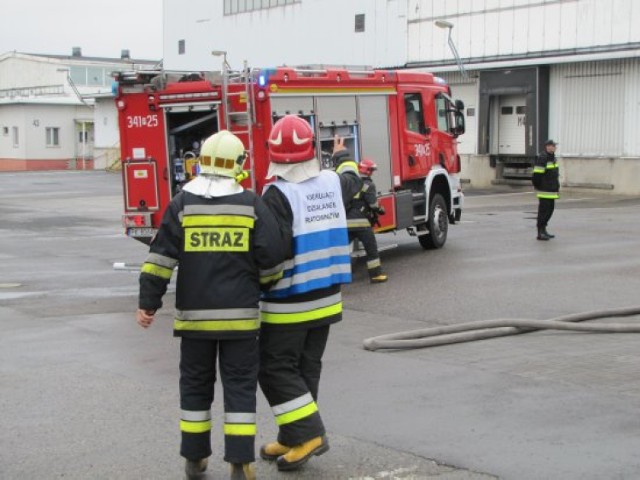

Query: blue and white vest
left=264, top=170, right=351, bottom=298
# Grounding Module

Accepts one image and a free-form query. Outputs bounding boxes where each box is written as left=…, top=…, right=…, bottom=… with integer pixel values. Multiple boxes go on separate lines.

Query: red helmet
left=358, top=158, right=378, bottom=176
left=268, top=115, right=315, bottom=164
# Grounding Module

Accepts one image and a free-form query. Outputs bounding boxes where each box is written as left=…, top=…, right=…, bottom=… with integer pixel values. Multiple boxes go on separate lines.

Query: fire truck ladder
left=221, top=60, right=257, bottom=191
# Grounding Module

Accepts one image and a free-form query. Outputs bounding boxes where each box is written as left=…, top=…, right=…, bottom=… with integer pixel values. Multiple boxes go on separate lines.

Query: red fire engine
left=114, top=64, right=465, bottom=249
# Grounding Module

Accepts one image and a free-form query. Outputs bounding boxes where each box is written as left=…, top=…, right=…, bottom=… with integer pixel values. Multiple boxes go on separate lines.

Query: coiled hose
left=362, top=306, right=640, bottom=352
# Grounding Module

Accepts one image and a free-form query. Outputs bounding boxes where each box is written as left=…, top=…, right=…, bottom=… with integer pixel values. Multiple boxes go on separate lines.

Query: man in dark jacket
left=136, top=130, right=285, bottom=480
left=532, top=139, right=560, bottom=241
left=335, top=151, right=387, bottom=283
left=259, top=116, right=352, bottom=472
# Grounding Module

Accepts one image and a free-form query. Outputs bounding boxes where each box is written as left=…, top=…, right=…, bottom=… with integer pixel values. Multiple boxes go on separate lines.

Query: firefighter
left=334, top=147, right=388, bottom=283
left=258, top=115, right=352, bottom=471
left=136, top=130, right=285, bottom=480
left=532, top=139, right=560, bottom=241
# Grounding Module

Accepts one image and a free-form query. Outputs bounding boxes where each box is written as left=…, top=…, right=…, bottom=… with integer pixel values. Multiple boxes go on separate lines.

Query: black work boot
left=543, top=228, right=555, bottom=238
left=185, top=458, right=208, bottom=479
left=537, top=228, right=550, bottom=241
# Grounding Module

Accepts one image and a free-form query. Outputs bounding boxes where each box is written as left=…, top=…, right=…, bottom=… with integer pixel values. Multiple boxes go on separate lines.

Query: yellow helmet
left=199, top=130, right=246, bottom=178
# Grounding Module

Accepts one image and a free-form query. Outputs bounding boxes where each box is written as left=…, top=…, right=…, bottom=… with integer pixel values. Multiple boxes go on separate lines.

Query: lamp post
left=211, top=50, right=230, bottom=71
left=435, top=20, right=468, bottom=81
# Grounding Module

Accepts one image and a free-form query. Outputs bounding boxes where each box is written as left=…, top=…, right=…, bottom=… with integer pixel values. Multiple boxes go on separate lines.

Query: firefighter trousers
left=349, top=228, right=383, bottom=278
left=537, top=198, right=555, bottom=229
left=179, top=336, right=258, bottom=464
left=258, top=324, right=330, bottom=446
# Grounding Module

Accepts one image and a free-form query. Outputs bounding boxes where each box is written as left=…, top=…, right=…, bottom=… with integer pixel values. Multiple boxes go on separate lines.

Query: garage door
left=498, top=95, right=526, bottom=155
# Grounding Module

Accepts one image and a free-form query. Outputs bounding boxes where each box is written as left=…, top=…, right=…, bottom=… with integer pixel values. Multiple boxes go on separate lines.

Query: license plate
left=128, top=228, right=156, bottom=238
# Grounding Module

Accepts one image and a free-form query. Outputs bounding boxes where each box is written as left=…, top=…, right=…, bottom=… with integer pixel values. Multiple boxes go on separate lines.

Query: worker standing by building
left=135, top=130, right=285, bottom=480
left=532, top=139, right=560, bottom=241
left=334, top=151, right=387, bottom=283
left=258, top=115, right=352, bottom=471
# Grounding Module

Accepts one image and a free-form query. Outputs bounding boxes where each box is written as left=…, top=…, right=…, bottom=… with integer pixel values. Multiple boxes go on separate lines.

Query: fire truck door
left=430, top=94, right=457, bottom=172
left=123, top=160, right=160, bottom=211
left=399, top=92, right=431, bottom=179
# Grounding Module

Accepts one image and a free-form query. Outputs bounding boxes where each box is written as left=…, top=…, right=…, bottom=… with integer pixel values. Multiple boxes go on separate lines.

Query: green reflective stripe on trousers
left=182, top=215, right=255, bottom=228
left=537, top=193, right=559, bottom=199
left=261, top=302, right=342, bottom=324
left=275, top=401, right=318, bottom=426
left=180, top=419, right=211, bottom=433
left=224, top=423, right=257, bottom=436
left=533, top=167, right=545, bottom=173
left=174, top=319, right=260, bottom=331
left=141, top=262, right=173, bottom=279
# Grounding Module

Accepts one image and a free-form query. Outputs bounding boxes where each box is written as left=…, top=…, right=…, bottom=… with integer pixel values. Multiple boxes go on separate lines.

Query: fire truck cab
left=114, top=64, right=465, bottom=250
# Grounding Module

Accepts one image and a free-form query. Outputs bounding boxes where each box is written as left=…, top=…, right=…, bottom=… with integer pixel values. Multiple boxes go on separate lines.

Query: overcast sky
left=0, top=0, right=163, bottom=60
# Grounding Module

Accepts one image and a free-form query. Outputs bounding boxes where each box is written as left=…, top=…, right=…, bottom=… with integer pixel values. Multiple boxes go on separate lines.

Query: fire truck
left=114, top=63, right=466, bottom=250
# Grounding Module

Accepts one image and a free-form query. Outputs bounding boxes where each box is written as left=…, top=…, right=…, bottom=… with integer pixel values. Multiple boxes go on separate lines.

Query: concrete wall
left=461, top=154, right=640, bottom=195
left=163, top=0, right=407, bottom=70
left=408, top=0, right=640, bottom=65
left=460, top=154, right=496, bottom=188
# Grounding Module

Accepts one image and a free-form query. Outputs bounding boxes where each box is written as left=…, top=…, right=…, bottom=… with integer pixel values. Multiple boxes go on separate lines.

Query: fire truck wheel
left=419, top=193, right=448, bottom=250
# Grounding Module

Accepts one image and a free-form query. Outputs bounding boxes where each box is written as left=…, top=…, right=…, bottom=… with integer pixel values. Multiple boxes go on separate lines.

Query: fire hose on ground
left=362, top=306, right=640, bottom=352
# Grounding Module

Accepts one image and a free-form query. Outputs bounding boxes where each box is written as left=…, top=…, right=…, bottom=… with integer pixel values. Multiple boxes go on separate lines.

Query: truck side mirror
left=455, top=99, right=465, bottom=111
left=452, top=111, right=466, bottom=137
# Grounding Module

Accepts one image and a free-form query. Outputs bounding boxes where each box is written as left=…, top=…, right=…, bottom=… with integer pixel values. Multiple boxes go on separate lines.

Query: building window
left=355, top=14, right=365, bottom=33
left=68, top=65, right=113, bottom=86
left=70, top=66, right=86, bottom=85
left=12, top=127, right=19, bottom=147
left=87, top=67, right=105, bottom=86
left=516, top=106, right=527, bottom=115
left=405, top=93, right=426, bottom=134
left=436, top=96, right=449, bottom=132
left=79, top=131, right=90, bottom=143
left=46, top=127, right=60, bottom=147
left=224, top=0, right=299, bottom=15
left=501, top=106, right=513, bottom=115
left=178, top=39, right=186, bottom=55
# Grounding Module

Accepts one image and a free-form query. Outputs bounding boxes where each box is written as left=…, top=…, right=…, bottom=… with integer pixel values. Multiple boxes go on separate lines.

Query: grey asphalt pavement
left=1, top=171, right=639, bottom=480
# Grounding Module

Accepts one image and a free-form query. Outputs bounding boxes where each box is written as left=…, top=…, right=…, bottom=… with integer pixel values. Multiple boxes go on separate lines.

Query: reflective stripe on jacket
left=532, top=151, right=560, bottom=199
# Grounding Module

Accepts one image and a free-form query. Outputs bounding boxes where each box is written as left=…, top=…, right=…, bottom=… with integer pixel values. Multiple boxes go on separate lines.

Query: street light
left=435, top=20, right=468, bottom=80
left=211, top=50, right=231, bottom=71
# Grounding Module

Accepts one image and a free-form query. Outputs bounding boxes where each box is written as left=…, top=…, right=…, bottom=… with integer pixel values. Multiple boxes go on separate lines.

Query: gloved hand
left=375, top=206, right=385, bottom=216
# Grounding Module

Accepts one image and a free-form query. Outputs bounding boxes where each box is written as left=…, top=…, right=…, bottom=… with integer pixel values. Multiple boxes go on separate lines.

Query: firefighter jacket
left=334, top=150, right=371, bottom=230
left=138, top=187, right=285, bottom=339
left=532, top=151, right=560, bottom=199
left=261, top=170, right=352, bottom=330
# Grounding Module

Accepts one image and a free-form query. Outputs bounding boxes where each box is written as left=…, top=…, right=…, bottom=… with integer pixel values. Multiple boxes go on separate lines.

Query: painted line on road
left=469, top=191, right=534, bottom=198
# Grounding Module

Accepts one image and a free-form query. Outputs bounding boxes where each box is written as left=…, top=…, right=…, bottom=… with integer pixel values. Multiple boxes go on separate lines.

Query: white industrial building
left=162, top=0, right=640, bottom=194
left=0, top=50, right=157, bottom=171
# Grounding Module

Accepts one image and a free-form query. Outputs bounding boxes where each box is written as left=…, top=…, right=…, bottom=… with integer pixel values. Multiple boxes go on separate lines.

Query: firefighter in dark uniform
left=136, top=130, right=285, bottom=480
left=335, top=152, right=387, bottom=283
left=258, top=115, right=352, bottom=471
left=532, top=139, right=560, bottom=241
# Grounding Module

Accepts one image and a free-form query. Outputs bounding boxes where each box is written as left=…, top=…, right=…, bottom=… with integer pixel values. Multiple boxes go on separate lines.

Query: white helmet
left=198, top=130, right=246, bottom=178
